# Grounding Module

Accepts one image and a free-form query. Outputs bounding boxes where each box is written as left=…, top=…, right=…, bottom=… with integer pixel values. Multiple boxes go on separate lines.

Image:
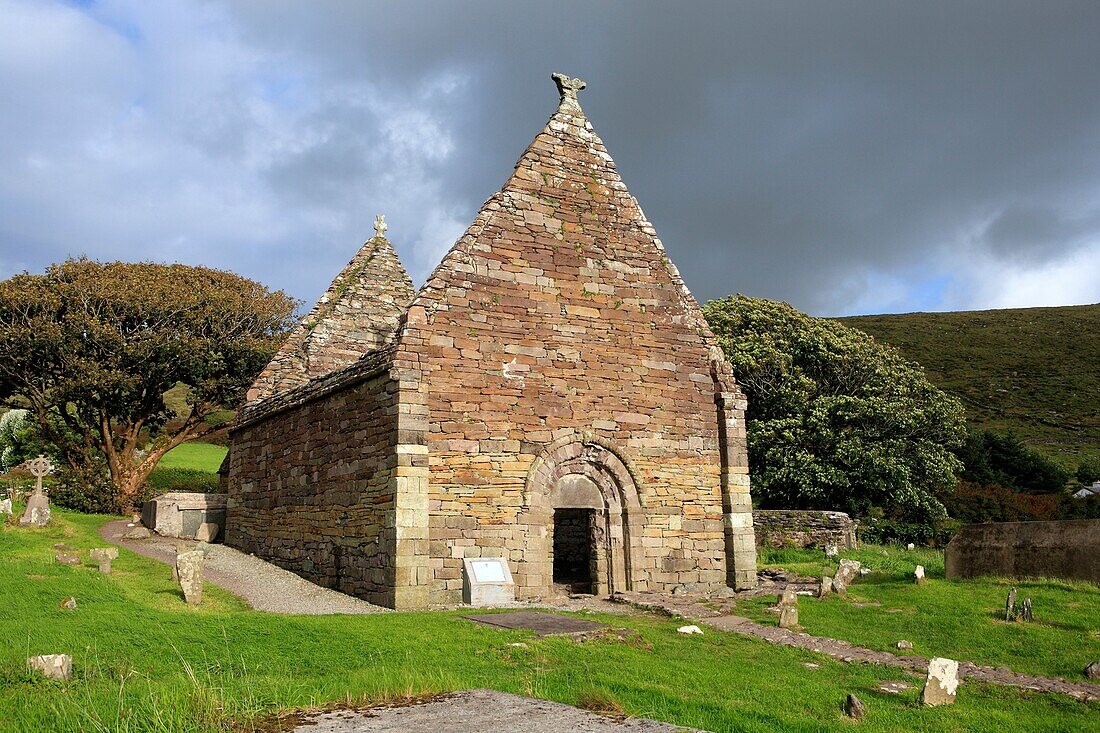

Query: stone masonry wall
left=393, top=83, right=756, bottom=605
left=753, top=510, right=858, bottom=550
left=225, top=358, right=400, bottom=607
left=946, top=519, right=1100, bottom=584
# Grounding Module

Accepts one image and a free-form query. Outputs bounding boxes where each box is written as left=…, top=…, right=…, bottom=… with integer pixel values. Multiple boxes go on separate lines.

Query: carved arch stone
left=524, top=436, right=644, bottom=597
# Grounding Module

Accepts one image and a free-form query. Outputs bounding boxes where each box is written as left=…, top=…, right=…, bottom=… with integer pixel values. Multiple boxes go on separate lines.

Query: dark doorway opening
left=553, top=508, right=593, bottom=593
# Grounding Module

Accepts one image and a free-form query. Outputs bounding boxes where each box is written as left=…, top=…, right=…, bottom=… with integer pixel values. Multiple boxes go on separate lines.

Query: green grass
left=1, top=514, right=1097, bottom=732
left=158, top=442, right=227, bottom=473
left=836, top=303, right=1100, bottom=469
left=750, top=546, right=1100, bottom=681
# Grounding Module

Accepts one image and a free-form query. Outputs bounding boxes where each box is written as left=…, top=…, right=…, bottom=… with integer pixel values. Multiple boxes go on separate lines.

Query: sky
left=2, top=1, right=1100, bottom=317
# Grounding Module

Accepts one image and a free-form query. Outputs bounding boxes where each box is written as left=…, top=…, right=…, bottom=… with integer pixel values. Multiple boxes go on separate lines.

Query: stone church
left=223, top=74, right=757, bottom=609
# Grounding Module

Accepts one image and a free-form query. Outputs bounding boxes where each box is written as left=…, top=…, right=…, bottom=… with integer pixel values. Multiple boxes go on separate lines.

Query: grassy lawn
left=158, top=442, right=228, bottom=473
left=746, top=546, right=1100, bottom=681
left=2, top=513, right=1097, bottom=733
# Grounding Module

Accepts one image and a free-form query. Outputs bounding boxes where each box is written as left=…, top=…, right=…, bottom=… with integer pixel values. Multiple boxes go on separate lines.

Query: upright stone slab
left=176, top=550, right=205, bottom=604
left=835, top=559, right=862, bottom=586
left=921, top=657, right=959, bottom=706
left=462, top=557, right=515, bottom=607
left=0, top=498, right=11, bottom=515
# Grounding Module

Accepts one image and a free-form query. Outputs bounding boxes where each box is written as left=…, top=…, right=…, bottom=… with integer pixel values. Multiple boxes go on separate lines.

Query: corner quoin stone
left=223, top=72, right=758, bottom=609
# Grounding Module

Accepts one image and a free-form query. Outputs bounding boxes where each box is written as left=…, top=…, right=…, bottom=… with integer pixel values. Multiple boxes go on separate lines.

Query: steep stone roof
left=247, top=233, right=414, bottom=402
left=396, top=72, right=732, bottom=383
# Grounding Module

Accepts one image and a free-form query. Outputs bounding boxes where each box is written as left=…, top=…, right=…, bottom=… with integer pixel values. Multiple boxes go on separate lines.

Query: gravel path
left=291, top=689, right=708, bottom=732
left=616, top=591, right=1100, bottom=704
left=99, top=520, right=387, bottom=615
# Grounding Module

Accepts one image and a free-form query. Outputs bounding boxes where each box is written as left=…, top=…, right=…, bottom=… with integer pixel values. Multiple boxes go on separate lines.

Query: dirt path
left=99, top=520, right=387, bottom=615
left=615, top=591, right=1100, bottom=704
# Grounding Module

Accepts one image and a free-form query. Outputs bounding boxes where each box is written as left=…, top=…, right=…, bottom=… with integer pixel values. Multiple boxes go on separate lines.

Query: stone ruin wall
left=945, top=519, right=1100, bottom=584
left=753, top=510, right=858, bottom=550
left=391, top=102, right=755, bottom=606
left=224, top=359, right=401, bottom=607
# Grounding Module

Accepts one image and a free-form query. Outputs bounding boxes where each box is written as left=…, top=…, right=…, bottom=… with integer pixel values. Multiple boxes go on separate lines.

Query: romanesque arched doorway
left=525, top=437, right=643, bottom=597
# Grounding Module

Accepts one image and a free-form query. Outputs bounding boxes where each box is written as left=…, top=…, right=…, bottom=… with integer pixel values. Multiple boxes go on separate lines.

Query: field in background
left=158, top=442, right=228, bottom=473
left=837, top=303, right=1100, bottom=468
left=1, top=512, right=1096, bottom=732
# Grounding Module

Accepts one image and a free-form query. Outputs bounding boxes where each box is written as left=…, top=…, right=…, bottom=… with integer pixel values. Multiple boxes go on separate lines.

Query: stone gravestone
left=462, top=557, right=515, bottom=607
left=818, top=574, right=833, bottom=598
left=0, top=497, right=11, bottom=516
left=913, top=565, right=926, bottom=584
left=777, top=588, right=799, bottom=628
left=1020, top=597, right=1033, bottom=622
left=89, top=547, right=119, bottom=574
left=176, top=550, right=205, bottom=604
left=18, top=455, right=53, bottom=527
left=54, top=553, right=80, bottom=566
left=835, top=558, right=862, bottom=586
left=1005, top=587, right=1017, bottom=621
left=920, top=657, right=959, bottom=706
left=27, top=654, right=72, bottom=681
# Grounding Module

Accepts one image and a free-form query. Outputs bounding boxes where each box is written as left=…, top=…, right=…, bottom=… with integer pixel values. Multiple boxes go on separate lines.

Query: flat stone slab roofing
left=463, top=611, right=606, bottom=636
left=292, top=689, right=709, bottom=732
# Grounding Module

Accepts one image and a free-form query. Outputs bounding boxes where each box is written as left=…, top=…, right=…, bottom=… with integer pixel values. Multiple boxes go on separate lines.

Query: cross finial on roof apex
left=373, top=214, right=387, bottom=238
left=552, top=72, right=586, bottom=112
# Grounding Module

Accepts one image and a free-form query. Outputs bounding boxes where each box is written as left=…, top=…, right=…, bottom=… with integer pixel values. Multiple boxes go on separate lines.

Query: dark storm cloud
left=3, top=1, right=1100, bottom=314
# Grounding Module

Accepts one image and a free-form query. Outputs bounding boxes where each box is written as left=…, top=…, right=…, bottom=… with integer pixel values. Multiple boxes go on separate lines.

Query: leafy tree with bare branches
left=0, top=259, right=296, bottom=512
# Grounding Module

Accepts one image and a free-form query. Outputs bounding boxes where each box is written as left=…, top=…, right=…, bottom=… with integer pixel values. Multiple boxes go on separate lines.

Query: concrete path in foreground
left=616, top=592, right=1100, bottom=703
left=291, top=690, right=706, bottom=732
left=99, top=520, right=387, bottom=615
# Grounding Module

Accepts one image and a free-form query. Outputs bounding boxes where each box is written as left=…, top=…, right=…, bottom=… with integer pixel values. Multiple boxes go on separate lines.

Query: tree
left=702, top=295, right=967, bottom=521
left=0, top=259, right=296, bottom=512
left=957, top=429, right=1071, bottom=493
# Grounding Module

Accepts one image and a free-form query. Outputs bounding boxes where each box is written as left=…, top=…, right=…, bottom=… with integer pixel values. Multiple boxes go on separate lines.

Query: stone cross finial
left=552, top=72, right=587, bottom=112
left=373, top=214, right=387, bottom=238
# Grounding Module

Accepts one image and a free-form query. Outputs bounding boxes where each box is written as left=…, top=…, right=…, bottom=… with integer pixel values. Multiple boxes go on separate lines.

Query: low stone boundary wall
left=753, top=510, right=857, bottom=550
left=945, top=519, right=1100, bottom=584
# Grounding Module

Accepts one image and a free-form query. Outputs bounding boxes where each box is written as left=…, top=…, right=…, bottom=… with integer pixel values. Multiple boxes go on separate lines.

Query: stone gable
left=247, top=234, right=414, bottom=402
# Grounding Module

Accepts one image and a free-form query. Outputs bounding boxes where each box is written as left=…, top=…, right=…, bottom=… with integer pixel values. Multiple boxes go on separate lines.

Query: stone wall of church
left=224, top=360, right=400, bottom=607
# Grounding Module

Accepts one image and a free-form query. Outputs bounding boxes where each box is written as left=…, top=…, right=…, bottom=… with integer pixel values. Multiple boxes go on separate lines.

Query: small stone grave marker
left=778, top=604, right=799, bottom=629
left=913, top=565, right=926, bottom=584
left=18, top=455, right=53, bottom=527
left=818, top=574, right=832, bottom=598
left=835, top=559, right=861, bottom=586
left=176, top=549, right=205, bottom=604
left=462, top=556, right=515, bottom=607
left=921, top=657, right=959, bottom=706
left=89, top=547, right=119, bottom=574
left=59, top=597, right=77, bottom=610
left=1005, top=587, right=1017, bottom=621
left=0, top=497, right=11, bottom=515
left=54, top=553, right=80, bottom=566
left=1020, top=597, right=1033, bottom=622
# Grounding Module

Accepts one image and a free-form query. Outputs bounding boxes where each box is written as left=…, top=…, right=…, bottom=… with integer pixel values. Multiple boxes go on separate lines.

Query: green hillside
left=837, top=303, right=1100, bottom=469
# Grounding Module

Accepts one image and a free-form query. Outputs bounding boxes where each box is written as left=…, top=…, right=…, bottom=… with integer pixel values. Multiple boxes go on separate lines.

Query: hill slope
left=837, top=303, right=1100, bottom=469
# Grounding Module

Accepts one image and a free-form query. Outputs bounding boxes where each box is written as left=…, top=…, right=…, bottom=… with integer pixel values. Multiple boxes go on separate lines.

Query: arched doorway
left=525, top=437, right=643, bottom=597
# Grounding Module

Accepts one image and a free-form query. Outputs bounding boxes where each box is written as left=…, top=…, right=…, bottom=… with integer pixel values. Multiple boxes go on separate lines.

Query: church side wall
left=224, top=372, right=400, bottom=607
